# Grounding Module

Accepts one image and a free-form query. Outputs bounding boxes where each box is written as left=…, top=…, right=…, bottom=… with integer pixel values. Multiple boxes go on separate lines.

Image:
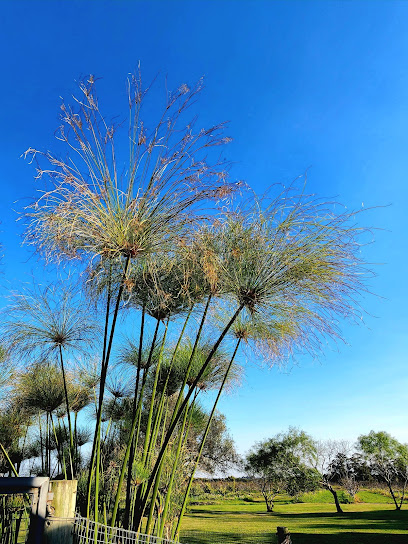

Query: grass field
left=180, top=496, right=408, bottom=544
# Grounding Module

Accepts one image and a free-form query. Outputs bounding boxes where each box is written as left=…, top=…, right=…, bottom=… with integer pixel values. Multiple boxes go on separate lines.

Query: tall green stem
left=160, top=306, right=194, bottom=403
left=51, top=413, right=67, bottom=480
left=156, top=395, right=195, bottom=537
left=87, top=254, right=131, bottom=514
left=147, top=305, right=194, bottom=464
left=0, top=442, right=18, bottom=477
left=124, top=305, right=146, bottom=528
left=145, top=305, right=194, bottom=472
left=171, top=296, right=211, bottom=426
left=45, top=412, right=49, bottom=477
left=58, top=345, right=74, bottom=478
left=146, top=394, right=197, bottom=535
left=110, top=317, right=165, bottom=528
left=134, top=302, right=244, bottom=529
left=134, top=303, right=199, bottom=532
left=18, top=425, right=29, bottom=475
left=128, top=370, right=150, bottom=530
left=159, top=399, right=170, bottom=449
left=39, top=412, right=44, bottom=474
left=146, top=391, right=166, bottom=468
left=145, top=320, right=170, bottom=468
left=95, top=431, right=101, bottom=524
left=173, top=337, right=241, bottom=538
left=74, top=412, right=78, bottom=470
left=141, top=319, right=163, bottom=465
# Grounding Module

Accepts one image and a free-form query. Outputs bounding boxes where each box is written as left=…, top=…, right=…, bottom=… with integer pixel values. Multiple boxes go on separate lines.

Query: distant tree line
left=245, top=428, right=408, bottom=512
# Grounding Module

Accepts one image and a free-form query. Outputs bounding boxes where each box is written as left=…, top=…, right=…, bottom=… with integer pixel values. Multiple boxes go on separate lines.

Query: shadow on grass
left=182, top=509, right=408, bottom=544
left=181, top=531, right=271, bottom=544
left=290, top=534, right=408, bottom=544
left=277, top=508, right=408, bottom=532
left=278, top=509, right=408, bottom=519
left=189, top=508, right=273, bottom=517
left=181, top=531, right=408, bottom=544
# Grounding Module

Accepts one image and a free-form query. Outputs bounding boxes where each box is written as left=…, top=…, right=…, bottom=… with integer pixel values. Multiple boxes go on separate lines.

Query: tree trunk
left=386, top=480, right=401, bottom=510
left=398, top=478, right=407, bottom=510
left=327, top=483, right=343, bottom=514
left=262, top=493, right=273, bottom=512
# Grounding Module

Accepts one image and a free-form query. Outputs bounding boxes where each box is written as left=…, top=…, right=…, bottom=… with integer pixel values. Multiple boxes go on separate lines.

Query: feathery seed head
left=24, top=74, right=236, bottom=267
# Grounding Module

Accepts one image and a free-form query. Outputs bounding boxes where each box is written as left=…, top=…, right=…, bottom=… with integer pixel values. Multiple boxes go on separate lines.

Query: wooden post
left=277, top=526, right=292, bottom=543
left=43, top=480, right=77, bottom=544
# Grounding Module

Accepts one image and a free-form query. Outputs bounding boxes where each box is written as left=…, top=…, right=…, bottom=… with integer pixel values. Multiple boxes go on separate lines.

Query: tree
left=314, top=440, right=352, bottom=514
left=0, top=405, right=29, bottom=476
left=245, top=428, right=318, bottom=512
left=196, top=413, right=239, bottom=476
left=0, top=346, right=13, bottom=406
left=358, top=431, right=408, bottom=510
left=327, top=451, right=370, bottom=499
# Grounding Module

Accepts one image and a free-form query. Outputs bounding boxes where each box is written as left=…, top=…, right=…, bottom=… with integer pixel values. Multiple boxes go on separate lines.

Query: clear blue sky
left=1, top=0, right=407, bottom=456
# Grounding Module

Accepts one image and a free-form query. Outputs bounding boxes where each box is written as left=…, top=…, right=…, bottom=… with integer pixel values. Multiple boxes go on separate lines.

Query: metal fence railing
left=73, top=515, right=179, bottom=544
left=73, top=514, right=280, bottom=544
left=0, top=494, right=31, bottom=544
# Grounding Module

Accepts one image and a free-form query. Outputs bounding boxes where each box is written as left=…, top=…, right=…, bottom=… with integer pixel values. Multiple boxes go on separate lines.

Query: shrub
left=242, top=495, right=257, bottom=503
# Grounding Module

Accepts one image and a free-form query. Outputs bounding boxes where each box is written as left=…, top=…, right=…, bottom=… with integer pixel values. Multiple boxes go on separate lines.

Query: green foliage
left=298, top=489, right=354, bottom=504
left=358, top=430, right=408, bottom=510
left=356, top=489, right=405, bottom=504
left=358, top=431, right=406, bottom=460
left=327, top=452, right=371, bottom=484
left=0, top=406, right=29, bottom=474
left=245, top=427, right=318, bottom=510
left=16, top=362, right=65, bottom=414
left=285, top=466, right=321, bottom=497
left=2, top=283, right=98, bottom=359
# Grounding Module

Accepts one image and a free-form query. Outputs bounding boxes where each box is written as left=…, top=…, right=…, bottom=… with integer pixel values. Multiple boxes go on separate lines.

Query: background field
left=180, top=494, right=408, bottom=544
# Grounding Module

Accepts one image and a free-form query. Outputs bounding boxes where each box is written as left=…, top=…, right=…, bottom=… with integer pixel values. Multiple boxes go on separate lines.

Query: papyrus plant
left=22, top=68, right=372, bottom=533
left=133, top=188, right=370, bottom=530
left=2, top=283, right=98, bottom=477
left=23, top=72, right=236, bottom=517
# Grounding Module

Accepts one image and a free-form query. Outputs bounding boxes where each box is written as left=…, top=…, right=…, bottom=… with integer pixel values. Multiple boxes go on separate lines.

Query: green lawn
left=180, top=498, right=408, bottom=544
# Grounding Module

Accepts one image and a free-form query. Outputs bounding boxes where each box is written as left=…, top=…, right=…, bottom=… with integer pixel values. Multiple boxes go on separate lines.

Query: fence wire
left=0, top=494, right=31, bottom=544
left=73, top=514, right=278, bottom=544
left=73, top=515, right=179, bottom=544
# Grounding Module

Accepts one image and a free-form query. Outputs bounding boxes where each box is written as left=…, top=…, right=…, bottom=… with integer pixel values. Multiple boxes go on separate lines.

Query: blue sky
left=1, top=0, right=407, bottom=456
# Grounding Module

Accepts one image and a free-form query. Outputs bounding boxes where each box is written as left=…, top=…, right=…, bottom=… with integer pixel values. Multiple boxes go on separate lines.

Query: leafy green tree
left=285, top=465, right=321, bottom=498
left=0, top=346, right=13, bottom=404
left=326, top=451, right=371, bottom=499
left=0, top=406, right=30, bottom=476
left=196, top=413, right=239, bottom=476
left=314, top=440, right=352, bottom=514
left=358, top=431, right=408, bottom=510
left=245, top=428, right=318, bottom=512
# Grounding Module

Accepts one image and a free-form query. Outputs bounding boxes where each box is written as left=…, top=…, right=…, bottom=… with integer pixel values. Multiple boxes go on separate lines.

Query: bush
left=203, top=482, right=213, bottom=494
left=337, top=490, right=354, bottom=504
left=297, top=489, right=353, bottom=504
